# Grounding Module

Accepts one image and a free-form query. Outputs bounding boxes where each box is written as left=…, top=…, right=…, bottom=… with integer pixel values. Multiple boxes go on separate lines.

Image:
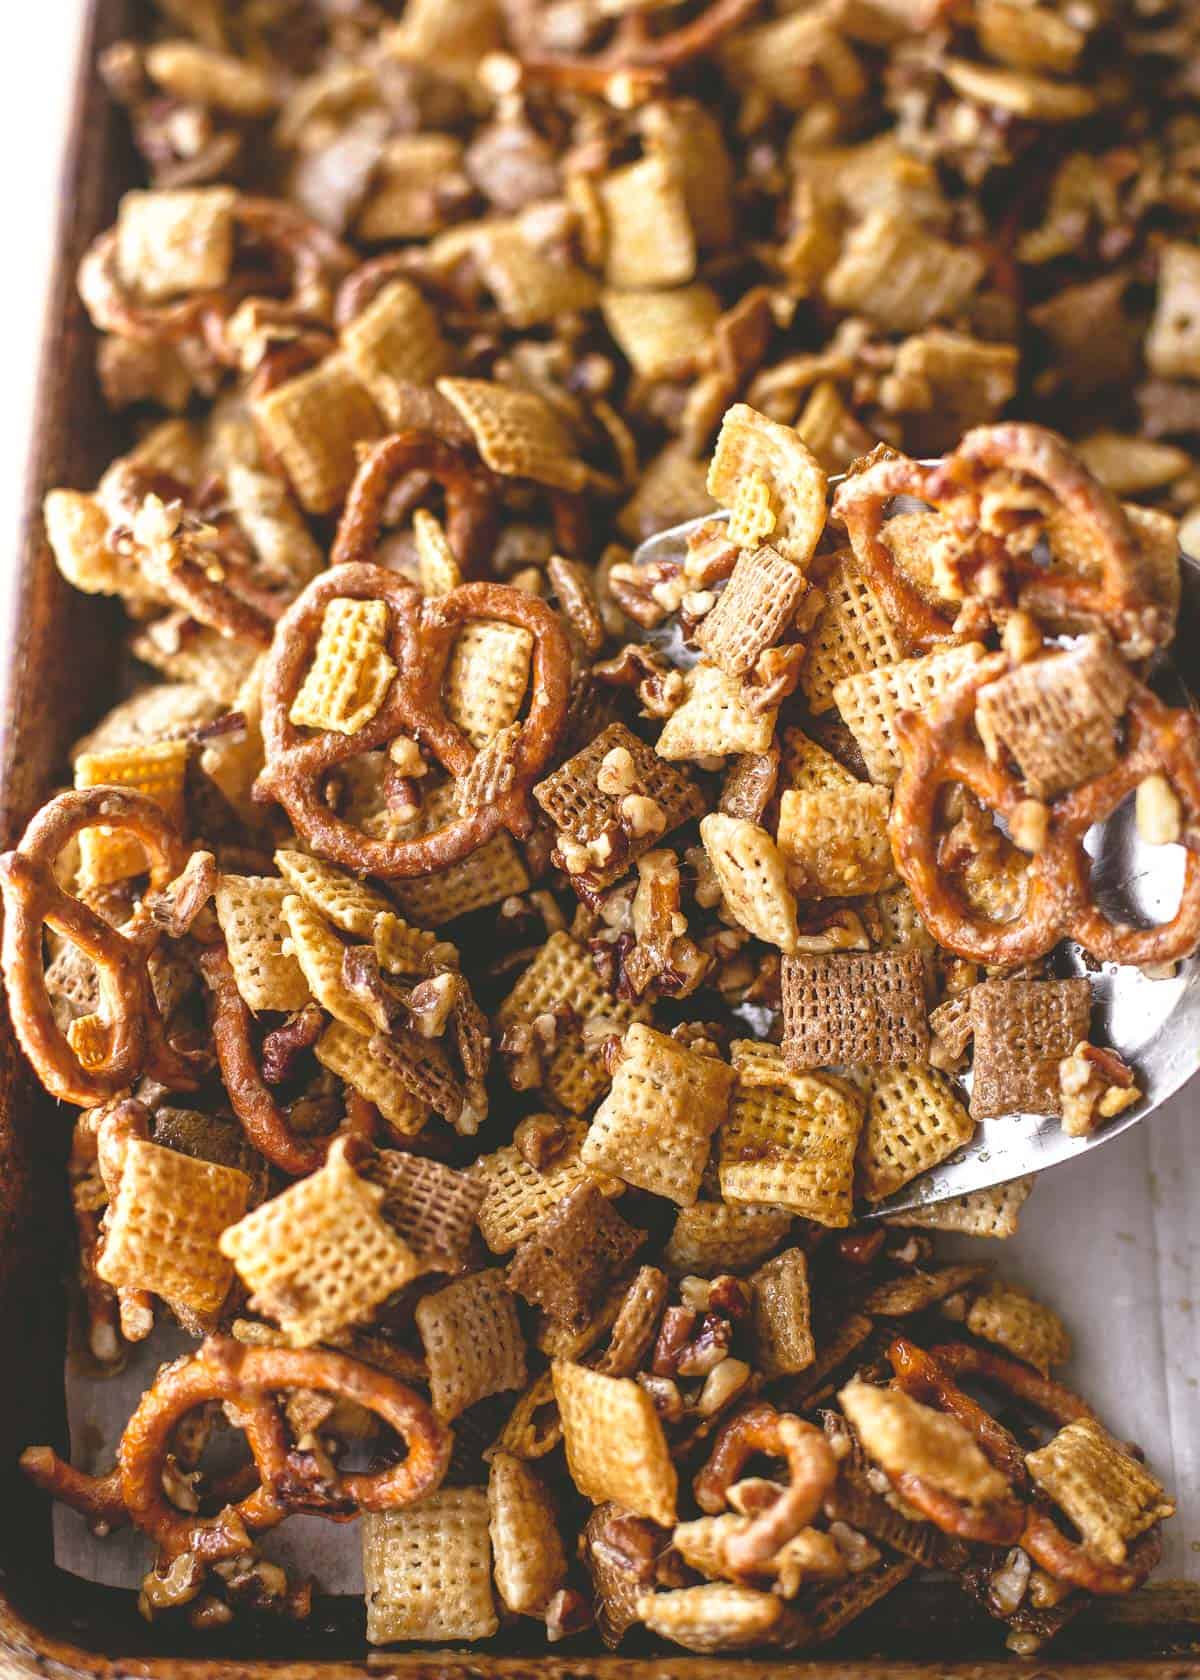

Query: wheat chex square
left=969, top=977, right=1092, bottom=1118
left=975, top=635, right=1134, bottom=798
left=782, top=950, right=929, bottom=1068
left=506, top=1180, right=643, bottom=1331
left=534, top=722, right=705, bottom=888
left=696, top=543, right=807, bottom=677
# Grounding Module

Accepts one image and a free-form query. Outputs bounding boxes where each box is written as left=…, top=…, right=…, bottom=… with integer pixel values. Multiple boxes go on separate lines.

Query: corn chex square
left=314, top=1021, right=430, bottom=1134
left=472, top=1117, right=624, bottom=1254
left=445, top=620, right=533, bottom=749
left=471, top=223, right=600, bottom=329
left=601, top=284, right=721, bottom=381
left=969, top=978, right=1092, bottom=1119
left=437, top=377, right=586, bottom=492
left=1026, top=1418, right=1173, bottom=1566
left=857, top=1063, right=975, bottom=1202
left=280, top=895, right=375, bottom=1033
left=357, top=134, right=467, bottom=240
left=966, top=1281, right=1071, bottom=1374
left=74, top=740, right=189, bottom=888
left=662, top=1201, right=793, bottom=1276
left=288, top=597, right=397, bottom=737
left=720, top=1042, right=863, bottom=1226
left=372, top=907, right=442, bottom=977
left=497, top=930, right=650, bottom=1114
left=213, top=874, right=311, bottom=1013
left=598, top=155, right=696, bottom=291
left=832, top=642, right=986, bottom=785
left=552, top=1360, right=677, bottom=1526
left=781, top=726, right=858, bottom=794
left=750, top=1247, right=815, bottom=1374
left=488, top=1452, right=567, bottom=1617
left=656, top=661, right=777, bottom=761
left=781, top=950, right=929, bottom=1068
left=928, top=989, right=974, bottom=1066
left=415, top=1268, right=527, bottom=1421
left=98, top=1138, right=249, bottom=1315
left=823, top=209, right=985, bottom=335
left=582, top=1024, right=734, bottom=1206
left=874, top=881, right=935, bottom=955
left=340, top=278, right=452, bottom=421
left=701, top=813, right=800, bottom=954
left=777, top=784, right=897, bottom=898
left=388, top=781, right=531, bottom=923
left=363, top=1488, right=498, bottom=1644
left=708, top=404, right=827, bottom=571
left=116, top=186, right=235, bottom=303
left=884, top=1175, right=1034, bottom=1239
left=274, top=847, right=395, bottom=938
left=595, top=1266, right=670, bottom=1378
left=414, top=508, right=461, bottom=597
left=801, top=555, right=907, bottom=715
left=219, top=1140, right=424, bottom=1344
left=696, top=544, right=808, bottom=677
left=253, top=355, right=383, bottom=515
left=975, top=635, right=1134, bottom=799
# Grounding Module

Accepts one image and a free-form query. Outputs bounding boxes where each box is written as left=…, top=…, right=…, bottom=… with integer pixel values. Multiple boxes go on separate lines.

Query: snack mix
left=9, top=0, right=1197, bottom=1651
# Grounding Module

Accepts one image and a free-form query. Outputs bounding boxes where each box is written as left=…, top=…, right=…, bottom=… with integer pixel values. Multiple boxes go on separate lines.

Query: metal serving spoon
left=630, top=500, right=1200, bottom=1216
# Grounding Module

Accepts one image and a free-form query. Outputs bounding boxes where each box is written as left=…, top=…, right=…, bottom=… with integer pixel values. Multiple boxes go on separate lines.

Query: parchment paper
left=52, top=1089, right=1198, bottom=1591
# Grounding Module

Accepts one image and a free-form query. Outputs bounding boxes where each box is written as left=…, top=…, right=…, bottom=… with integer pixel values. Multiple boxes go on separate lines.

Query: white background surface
left=0, top=4, right=87, bottom=568
left=9, top=0, right=1200, bottom=1590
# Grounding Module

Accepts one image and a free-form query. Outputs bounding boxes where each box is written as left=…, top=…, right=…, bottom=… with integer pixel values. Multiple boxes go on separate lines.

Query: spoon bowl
left=630, top=499, right=1200, bottom=1214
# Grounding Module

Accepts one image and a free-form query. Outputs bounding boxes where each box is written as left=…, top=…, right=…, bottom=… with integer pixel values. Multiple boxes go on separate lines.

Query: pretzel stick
left=693, top=1400, right=837, bottom=1569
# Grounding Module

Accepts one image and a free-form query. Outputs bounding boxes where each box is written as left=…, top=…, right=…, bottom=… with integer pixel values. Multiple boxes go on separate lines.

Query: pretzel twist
left=896, top=1340, right=1161, bottom=1592
left=1021, top=1508, right=1163, bottom=1596
left=78, top=197, right=354, bottom=358
left=0, top=789, right=201, bottom=1105
left=254, top=562, right=573, bottom=879
left=515, top=0, right=763, bottom=96
left=832, top=423, right=1169, bottom=657
left=200, top=946, right=377, bottom=1176
left=333, top=432, right=501, bottom=581
left=693, top=1400, right=838, bottom=1570
left=23, top=1337, right=451, bottom=1561
left=890, top=655, right=1200, bottom=965
left=884, top=1337, right=1149, bottom=1571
